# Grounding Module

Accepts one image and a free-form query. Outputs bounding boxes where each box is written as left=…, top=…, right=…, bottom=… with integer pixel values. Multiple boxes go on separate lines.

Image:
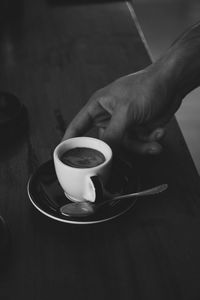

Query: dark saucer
left=27, top=157, right=140, bottom=225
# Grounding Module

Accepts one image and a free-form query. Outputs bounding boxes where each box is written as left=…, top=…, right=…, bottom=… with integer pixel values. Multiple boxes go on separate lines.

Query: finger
left=62, top=106, right=94, bottom=141
left=123, top=135, right=162, bottom=155
left=101, top=107, right=128, bottom=148
left=98, top=127, right=105, bottom=139
left=136, top=127, right=165, bottom=142
left=147, top=99, right=182, bottom=130
left=95, top=119, right=109, bottom=130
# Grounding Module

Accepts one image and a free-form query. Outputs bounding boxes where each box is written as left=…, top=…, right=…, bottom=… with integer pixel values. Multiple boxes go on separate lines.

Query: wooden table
left=0, top=1, right=200, bottom=299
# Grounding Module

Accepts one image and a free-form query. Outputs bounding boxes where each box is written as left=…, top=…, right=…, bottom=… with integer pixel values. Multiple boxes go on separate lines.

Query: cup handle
left=90, top=176, right=104, bottom=204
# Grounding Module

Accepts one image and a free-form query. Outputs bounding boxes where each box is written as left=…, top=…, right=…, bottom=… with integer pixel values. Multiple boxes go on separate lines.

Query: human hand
left=63, top=62, right=182, bottom=154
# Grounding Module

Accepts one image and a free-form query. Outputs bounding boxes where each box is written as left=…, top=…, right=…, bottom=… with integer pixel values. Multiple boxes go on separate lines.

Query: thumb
left=101, top=108, right=128, bottom=149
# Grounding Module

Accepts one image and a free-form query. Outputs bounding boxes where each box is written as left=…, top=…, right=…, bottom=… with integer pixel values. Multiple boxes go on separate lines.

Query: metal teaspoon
left=60, top=184, right=168, bottom=218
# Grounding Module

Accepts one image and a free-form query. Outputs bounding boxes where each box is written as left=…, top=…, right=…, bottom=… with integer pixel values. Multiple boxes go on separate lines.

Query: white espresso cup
left=53, top=137, right=112, bottom=202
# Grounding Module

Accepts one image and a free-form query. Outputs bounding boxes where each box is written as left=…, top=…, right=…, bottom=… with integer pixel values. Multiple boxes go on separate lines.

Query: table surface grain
left=0, top=1, right=200, bottom=299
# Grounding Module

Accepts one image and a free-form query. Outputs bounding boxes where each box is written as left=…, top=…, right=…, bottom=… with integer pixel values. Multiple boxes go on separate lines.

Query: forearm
left=153, top=21, right=200, bottom=101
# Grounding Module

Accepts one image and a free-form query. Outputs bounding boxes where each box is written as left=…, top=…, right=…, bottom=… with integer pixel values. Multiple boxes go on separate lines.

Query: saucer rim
left=27, top=177, right=136, bottom=225
left=27, top=159, right=138, bottom=225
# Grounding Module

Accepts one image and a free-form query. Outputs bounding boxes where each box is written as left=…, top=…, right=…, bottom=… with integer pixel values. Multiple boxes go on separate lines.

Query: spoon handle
left=112, top=184, right=168, bottom=201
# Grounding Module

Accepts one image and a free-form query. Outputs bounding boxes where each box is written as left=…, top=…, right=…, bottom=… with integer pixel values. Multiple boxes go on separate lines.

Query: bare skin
left=63, top=22, right=200, bottom=154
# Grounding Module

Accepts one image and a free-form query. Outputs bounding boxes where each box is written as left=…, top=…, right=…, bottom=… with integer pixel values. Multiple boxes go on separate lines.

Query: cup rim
left=53, top=136, right=112, bottom=171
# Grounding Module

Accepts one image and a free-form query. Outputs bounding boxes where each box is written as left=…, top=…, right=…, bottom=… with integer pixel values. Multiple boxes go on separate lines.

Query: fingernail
left=147, top=146, right=160, bottom=154
left=155, top=129, right=164, bottom=140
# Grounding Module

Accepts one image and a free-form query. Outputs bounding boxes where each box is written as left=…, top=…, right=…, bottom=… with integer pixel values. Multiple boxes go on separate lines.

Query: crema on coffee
left=60, top=147, right=105, bottom=168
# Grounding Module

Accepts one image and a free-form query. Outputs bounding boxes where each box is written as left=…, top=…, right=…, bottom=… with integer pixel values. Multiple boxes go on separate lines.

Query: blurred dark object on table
left=0, top=216, right=10, bottom=270
left=0, top=92, right=28, bottom=149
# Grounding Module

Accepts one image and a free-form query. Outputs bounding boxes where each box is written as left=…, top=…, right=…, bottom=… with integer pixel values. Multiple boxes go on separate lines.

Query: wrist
left=150, top=23, right=200, bottom=101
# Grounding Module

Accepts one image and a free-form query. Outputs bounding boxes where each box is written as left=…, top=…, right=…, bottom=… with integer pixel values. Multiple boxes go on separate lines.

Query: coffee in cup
left=60, top=147, right=106, bottom=168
